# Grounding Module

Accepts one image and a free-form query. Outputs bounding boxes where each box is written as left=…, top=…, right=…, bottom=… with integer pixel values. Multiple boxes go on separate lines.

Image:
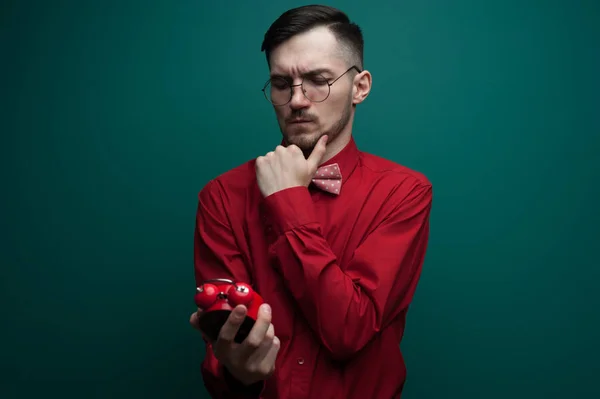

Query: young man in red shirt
left=190, top=5, right=433, bottom=398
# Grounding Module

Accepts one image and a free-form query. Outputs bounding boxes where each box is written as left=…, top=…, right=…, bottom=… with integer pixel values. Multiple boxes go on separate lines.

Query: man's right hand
left=190, top=303, right=280, bottom=386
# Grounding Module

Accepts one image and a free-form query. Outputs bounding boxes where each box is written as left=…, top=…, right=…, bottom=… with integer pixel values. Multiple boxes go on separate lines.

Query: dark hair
left=261, top=5, right=364, bottom=69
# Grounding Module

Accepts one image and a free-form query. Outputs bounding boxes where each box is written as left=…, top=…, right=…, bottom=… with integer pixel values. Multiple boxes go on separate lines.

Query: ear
left=352, top=70, right=372, bottom=105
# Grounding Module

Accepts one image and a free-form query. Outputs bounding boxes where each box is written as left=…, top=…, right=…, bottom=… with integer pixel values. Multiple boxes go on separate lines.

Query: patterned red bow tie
left=312, top=163, right=342, bottom=195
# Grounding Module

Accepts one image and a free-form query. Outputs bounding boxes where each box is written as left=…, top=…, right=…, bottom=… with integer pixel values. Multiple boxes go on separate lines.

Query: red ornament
left=227, top=282, right=254, bottom=307
left=194, top=278, right=264, bottom=343
left=194, top=283, right=218, bottom=309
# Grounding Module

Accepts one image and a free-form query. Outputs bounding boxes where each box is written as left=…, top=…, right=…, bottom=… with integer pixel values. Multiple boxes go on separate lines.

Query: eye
left=270, top=77, right=289, bottom=90
left=306, top=74, right=329, bottom=86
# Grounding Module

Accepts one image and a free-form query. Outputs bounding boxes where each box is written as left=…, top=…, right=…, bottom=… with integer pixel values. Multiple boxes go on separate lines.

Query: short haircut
left=261, top=5, right=364, bottom=70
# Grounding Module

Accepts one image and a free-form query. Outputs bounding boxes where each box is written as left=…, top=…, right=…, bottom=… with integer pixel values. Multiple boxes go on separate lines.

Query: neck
left=319, top=132, right=352, bottom=163
left=318, top=105, right=356, bottom=163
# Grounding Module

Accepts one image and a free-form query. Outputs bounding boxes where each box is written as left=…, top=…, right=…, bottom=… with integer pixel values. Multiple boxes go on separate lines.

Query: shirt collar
left=278, top=136, right=360, bottom=184
left=317, top=136, right=360, bottom=183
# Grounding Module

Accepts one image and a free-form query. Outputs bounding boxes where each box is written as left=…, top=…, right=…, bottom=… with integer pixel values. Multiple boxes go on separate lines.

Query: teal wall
left=2, top=0, right=598, bottom=398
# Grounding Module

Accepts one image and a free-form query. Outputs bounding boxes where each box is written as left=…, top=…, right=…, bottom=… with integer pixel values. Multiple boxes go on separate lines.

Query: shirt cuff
left=263, top=186, right=317, bottom=236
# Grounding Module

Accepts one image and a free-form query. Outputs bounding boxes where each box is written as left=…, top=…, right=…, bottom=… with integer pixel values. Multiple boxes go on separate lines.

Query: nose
left=289, top=83, right=311, bottom=109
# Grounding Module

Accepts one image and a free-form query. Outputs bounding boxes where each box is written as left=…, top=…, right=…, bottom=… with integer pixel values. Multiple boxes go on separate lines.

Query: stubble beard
left=281, top=97, right=353, bottom=158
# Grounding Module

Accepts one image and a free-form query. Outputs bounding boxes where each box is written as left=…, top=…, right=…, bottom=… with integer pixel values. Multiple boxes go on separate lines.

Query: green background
left=2, top=0, right=598, bottom=398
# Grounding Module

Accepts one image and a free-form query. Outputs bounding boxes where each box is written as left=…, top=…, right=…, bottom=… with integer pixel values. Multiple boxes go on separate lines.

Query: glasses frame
left=261, top=65, right=362, bottom=106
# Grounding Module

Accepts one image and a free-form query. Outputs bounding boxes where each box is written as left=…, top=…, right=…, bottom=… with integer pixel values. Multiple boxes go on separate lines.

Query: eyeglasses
left=261, top=65, right=362, bottom=106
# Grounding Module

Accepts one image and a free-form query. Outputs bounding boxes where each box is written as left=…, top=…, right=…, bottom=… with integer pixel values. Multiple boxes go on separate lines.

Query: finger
left=246, top=323, right=275, bottom=365
left=259, top=336, right=281, bottom=376
left=287, top=145, right=302, bottom=155
left=190, top=310, right=212, bottom=342
left=213, top=305, right=247, bottom=357
left=237, top=304, right=272, bottom=360
left=307, top=135, right=328, bottom=170
left=189, top=308, right=205, bottom=330
left=189, top=312, right=200, bottom=330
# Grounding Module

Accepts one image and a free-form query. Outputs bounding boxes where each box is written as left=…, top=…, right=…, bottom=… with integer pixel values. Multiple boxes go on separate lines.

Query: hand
left=190, top=303, right=280, bottom=386
left=256, top=135, right=328, bottom=197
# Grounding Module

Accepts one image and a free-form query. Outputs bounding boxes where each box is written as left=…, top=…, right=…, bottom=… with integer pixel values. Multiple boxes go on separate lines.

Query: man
left=189, top=5, right=432, bottom=398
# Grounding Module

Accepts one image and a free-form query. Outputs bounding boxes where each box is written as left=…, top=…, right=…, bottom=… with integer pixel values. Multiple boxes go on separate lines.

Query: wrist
left=263, top=183, right=304, bottom=198
left=223, top=365, right=264, bottom=394
left=263, top=186, right=317, bottom=236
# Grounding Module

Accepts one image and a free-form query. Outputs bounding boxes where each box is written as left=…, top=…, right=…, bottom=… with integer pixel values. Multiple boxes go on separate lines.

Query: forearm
left=201, top=344, right=264, bottom=398
left=263, top=186, right=431, bottom=360
left=270, top=232, right=380, bottom=358
left=195, top=182, right=266, bottom=397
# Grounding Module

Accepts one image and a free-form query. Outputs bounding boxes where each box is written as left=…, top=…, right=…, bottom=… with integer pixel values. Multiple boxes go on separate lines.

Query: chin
left=284, top=130, right=322, bottom=151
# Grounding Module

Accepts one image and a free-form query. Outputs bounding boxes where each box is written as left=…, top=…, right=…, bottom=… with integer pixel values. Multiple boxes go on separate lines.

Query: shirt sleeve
left=194, top=179, right=265, bottom=399
left=262, top=177, right=433, bottom=361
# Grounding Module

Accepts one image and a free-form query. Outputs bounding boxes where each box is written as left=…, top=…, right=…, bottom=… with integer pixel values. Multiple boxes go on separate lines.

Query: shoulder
left=197, top=158, right=258, bottom=204
left=358, top=151, right=432, bottom=192
left=357, top=154, right=433, bottom=231
left=354, top=151, right=433, bottom=221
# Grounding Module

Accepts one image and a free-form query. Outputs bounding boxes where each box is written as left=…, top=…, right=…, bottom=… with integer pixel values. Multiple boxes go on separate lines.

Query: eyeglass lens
left=264, top=75, right=331, bottom=105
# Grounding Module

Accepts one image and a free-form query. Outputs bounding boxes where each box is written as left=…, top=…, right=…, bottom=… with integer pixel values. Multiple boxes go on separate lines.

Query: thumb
left=190, top=310, right=212, bottom=341
left=307, top=135, right=328, bottom=171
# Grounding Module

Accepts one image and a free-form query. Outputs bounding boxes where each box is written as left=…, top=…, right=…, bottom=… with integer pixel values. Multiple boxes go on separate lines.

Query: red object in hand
left=194, top=278, right=264, bottom=343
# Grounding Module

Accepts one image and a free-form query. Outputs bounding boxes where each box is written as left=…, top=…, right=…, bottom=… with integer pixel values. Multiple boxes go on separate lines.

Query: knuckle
left=217, top=332, right=230, bottom=343
left=265, top=326, right=275, bottom=341
left=227, top=312, right=243, bottom=325
left=218, top=325, right=235, bottom=341
left=255, top=317, right=271, bottom=331
left=261, top=364, right=274, bottom=376
left=262, top=336, right=274, bottom=348
left=246, top=336, right=262, bottom=349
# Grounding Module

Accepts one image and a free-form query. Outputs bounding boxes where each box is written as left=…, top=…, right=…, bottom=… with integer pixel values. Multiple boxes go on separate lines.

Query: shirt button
left=297, top=357, right=305, bottom=365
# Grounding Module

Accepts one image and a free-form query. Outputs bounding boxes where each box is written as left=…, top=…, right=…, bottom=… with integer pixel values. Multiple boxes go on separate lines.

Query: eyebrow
left=270, top=68, right=335, bottom=79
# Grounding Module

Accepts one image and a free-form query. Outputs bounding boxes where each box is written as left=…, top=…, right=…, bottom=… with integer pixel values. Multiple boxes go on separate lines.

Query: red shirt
left=194, top=137, right=433, bottom=399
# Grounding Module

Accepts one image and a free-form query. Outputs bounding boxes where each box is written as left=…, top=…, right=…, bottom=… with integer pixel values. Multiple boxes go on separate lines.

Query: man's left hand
left=256, top=135, right=328, bottom=198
